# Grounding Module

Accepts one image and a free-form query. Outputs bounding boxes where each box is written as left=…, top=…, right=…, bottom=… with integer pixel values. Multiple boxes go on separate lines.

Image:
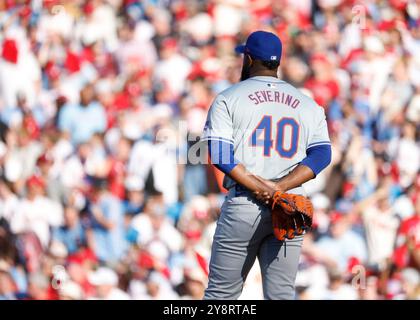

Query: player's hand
left=253, top=190, right=272, bottom=204
left=253, top=177, right=279, bottom=205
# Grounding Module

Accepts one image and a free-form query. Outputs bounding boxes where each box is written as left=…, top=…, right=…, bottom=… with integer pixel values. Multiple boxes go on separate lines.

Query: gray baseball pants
left=203, top=187, right=303, bottom=300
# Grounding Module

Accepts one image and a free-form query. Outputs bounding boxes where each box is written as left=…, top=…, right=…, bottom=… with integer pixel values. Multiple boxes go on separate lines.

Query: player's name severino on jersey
left=248, top=87, right=301, bottom=108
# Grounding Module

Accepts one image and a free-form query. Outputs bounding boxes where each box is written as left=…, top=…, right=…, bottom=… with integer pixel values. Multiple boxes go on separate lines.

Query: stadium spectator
left=58, top=84, right=107, bottom=146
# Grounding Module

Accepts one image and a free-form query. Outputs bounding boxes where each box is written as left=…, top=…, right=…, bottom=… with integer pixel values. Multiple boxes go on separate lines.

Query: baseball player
left=201, top=31, right=332, bottom=300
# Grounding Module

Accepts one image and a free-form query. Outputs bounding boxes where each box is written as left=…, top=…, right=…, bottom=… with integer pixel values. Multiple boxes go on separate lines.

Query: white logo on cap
left=270, top=56, right=277, bottom=60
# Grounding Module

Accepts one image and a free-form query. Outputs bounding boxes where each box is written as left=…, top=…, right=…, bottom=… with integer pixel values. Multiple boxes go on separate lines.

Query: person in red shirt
left=66, top=248, right=98, bottom=298
left=107, top=137, right=132, bottom=200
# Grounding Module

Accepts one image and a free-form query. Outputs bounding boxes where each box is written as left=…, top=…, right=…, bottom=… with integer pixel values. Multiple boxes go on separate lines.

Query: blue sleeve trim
left=202, top=136, right=234, bottom=144
left=300, top=144, right=332, bottom=176
left=308, top=140, right=331, bottom=148
left=208, top=140, right=239, bottom=174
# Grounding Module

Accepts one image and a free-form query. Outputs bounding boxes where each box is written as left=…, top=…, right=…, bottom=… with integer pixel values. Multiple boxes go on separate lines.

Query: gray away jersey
left=201, top=76, right=331, bottom=190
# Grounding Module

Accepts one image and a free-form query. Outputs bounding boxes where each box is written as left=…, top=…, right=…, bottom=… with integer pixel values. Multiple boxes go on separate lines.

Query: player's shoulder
left=209, top=82, right=250, bottom=112
left=216, top=80, right=249, bottom=100
left=281, top=81, right=317, bottom=106
left=282, top=81, right=325, bottom=116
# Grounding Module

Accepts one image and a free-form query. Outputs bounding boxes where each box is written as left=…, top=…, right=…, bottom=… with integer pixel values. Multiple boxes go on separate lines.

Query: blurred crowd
left=0, top=0, right=419, bottom=300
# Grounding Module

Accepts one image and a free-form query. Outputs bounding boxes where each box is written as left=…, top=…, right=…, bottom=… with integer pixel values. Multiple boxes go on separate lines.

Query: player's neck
left=248, top=69, right=278, bottom=79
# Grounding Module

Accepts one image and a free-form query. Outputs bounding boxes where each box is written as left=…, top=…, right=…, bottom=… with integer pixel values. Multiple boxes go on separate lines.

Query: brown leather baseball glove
left=271, top=192, right=314, bottom=241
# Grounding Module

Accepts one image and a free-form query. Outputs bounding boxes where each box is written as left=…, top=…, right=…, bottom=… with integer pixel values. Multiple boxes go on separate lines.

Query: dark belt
left=232, top=178, right=282, bottom=197
left=232, top=184, right=249, bottom=197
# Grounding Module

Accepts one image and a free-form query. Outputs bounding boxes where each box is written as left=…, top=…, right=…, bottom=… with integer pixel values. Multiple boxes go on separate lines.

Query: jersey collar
left=249, top=76, right=284, bottom=83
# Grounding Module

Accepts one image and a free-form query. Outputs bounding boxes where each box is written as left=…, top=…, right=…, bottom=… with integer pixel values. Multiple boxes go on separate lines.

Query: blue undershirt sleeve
left=300, top=144, right=332, bottom=176
left=207, top=140, right=239, bottom=174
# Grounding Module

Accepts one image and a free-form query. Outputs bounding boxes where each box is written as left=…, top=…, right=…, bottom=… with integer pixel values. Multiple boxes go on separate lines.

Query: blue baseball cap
left=235, top=31, right=282, bottom=62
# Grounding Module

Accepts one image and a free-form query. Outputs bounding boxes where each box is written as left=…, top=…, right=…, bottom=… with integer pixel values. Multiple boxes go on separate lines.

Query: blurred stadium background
left=0, top=0, right=419, bottom=300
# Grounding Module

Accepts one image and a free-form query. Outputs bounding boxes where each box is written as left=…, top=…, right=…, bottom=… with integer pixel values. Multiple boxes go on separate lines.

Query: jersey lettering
left=248, top=90, right=301, bottom=108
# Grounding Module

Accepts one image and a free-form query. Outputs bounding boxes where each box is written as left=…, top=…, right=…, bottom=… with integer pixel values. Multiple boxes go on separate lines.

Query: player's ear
left=245, top=54, right=253, bottom=67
